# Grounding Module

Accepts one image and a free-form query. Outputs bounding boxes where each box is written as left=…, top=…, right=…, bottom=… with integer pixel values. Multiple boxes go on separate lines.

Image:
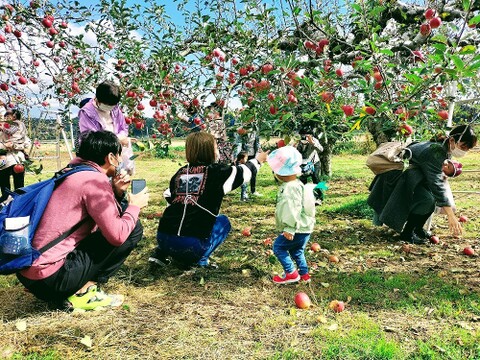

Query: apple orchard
left=0, top=0, right=479, bottom=175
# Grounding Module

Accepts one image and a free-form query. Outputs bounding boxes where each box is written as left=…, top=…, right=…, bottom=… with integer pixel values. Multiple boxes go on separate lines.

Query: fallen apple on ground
left=329, top=300, right=345, bottom=313
left=429, top=235, right=440, bottom=244
left=242, top=227, right=252, bottom=237
left=310, top=243, right=321, bottom=252
left=294, top=292, right=312, bottom=309
left=463, top=246, right=474, bottom=256
left=263, top=237, right=273, bottom=246
left=459, top=215, right=468, bottom=223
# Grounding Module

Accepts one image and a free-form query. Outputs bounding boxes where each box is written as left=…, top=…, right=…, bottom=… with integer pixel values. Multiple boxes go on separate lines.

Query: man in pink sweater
left=17, top=131, right=149, bottom=310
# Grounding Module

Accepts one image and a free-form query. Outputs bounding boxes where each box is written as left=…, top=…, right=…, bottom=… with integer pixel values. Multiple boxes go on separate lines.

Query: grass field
left=0, top=141, right=479, bottom=359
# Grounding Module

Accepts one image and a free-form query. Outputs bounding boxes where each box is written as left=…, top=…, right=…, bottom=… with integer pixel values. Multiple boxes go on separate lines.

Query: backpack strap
left=37, top=164, right=98, bottom=254
left=37, top=217, right=89, bottom=254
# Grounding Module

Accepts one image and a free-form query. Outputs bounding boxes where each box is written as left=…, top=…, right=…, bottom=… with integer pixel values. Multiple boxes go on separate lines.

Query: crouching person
left=16, top=131, right=149, bottom=310
left=149, top=132, right=268, bottom=269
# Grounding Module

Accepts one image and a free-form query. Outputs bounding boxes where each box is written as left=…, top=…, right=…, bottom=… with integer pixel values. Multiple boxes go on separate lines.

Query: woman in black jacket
left=150, top=132, right=268, bottom=268
left=368, top=124, right=477, bottom=244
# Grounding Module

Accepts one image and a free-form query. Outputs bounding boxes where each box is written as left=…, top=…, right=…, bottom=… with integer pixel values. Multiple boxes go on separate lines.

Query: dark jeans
left=0, top=165, right=25, bottom=202
left=156, top=215, right=231, bottom=266
left=17, top=220, right=143, bottom=305
left=247, top=155, right=258, bottom=193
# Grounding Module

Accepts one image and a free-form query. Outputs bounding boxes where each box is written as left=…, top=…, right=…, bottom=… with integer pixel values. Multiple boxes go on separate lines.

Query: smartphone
left=131, top=179, right=146, bottom=194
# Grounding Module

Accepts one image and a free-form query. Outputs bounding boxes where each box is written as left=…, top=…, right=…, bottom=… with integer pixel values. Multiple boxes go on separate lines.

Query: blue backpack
left=0, top=165, right=97, bottom=274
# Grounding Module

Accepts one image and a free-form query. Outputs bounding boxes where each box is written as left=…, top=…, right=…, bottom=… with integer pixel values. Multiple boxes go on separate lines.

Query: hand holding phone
left=131, top=179, right=146, bottom=194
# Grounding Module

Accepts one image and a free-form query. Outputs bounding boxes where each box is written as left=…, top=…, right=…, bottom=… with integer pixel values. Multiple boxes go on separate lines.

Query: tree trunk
left=319, top=144, right=333, bottom=177
left=366, top=119, right=396, bottom=146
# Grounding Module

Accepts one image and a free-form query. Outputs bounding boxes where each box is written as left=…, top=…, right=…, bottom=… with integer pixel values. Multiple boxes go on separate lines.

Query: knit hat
left=446, top=159, right=463, bottom=177
left=267, top=146, right=303, bottom=176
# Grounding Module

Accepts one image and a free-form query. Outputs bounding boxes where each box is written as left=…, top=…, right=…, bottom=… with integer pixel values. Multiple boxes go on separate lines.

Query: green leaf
left=463, top=0, right=471, bottom=11
left=431, top=34, right=448, bottom=44
left=451, top=55, right=464, bottom=69
left=404, top=73, right=422, bottom=85
left=431, top=43, right=447, bottom=53
left=460, top=45, right=476, bottom=54
left=351, top=4, right=362, bottom=13
left=469, top=14, right=480, bottom=26
left=468, top=60, right=480, bottom=71
left=379, top=49, right=394, bottom=56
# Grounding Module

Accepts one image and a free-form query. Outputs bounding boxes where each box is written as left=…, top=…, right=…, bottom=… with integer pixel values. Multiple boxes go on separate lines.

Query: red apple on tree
left=261, top=63, right=274, bottom=74
left=438, top=110, right=449, bottom=120
left=294, top=292, right=311, bottom=309
left=365, top=106, right=376, bottom=115
left=321, top=92, right=334, bottom=103
left=277, top=139, right=286, bottom=148
left=335, top=68, right=343, bottom=77
left=13, top=164, right=24, bottom=174
left=237, top=127, right=247, bottom=136
left=400, top=123, right=413, bottom=136
left=424, top=8, right=436, bottom=19
left=429, top=17, right=442, bottom=29
left=263, top=237, right=273, bottom=246
left=0, top=83, right=9, bottom=91
left=420, top=23, right=431, bottom=36
left=41, top=17, right=53, bottom=28
left=342, top=105, right=354, bottom=116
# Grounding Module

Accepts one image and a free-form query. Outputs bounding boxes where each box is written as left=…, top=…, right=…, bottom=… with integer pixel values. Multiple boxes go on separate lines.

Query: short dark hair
left=5, top=109, right=21, bottom=120
left=450, top=124, right=477, bottom=149
left=77, top=130, right=122, bottom=165
left=96, top=81, right=121, bottom=105
left=236, top=151, right=248, bottom=162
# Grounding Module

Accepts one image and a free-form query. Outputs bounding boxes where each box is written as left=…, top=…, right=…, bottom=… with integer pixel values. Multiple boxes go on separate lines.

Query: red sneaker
left=300, top=273, right=311, bottom=282
left=273, top=270, right=300, bottom=284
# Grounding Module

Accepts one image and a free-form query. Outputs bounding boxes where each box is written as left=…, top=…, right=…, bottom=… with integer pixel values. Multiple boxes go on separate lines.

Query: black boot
left=413, top=213, right=433, bottom=240
left=400, top=214, right=427, bottom=244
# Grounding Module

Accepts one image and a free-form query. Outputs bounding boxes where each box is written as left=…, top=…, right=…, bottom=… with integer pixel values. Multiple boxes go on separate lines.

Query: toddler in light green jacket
left=267, top=146, right=316, bottom=284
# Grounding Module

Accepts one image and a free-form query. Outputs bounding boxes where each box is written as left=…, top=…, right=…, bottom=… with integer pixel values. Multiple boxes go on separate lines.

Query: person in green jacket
left=267, top=146, right=316, bottom=284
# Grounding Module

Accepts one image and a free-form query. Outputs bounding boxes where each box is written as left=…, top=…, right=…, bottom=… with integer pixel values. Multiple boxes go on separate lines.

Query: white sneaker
left=251, top=192, right=263, bottom=197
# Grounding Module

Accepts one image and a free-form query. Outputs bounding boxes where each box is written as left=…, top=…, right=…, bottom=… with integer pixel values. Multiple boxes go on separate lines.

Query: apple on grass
left=430, top=235, right=440, bottom=244
left=458, top=215, right=468, bottom=223
left=241, top=227, right=252, bottom=237
left=463, top=246, right=474, bottom=256
left=329, top=300, right=345, bottom=313
left=310, top=243, right=321, bottom=252
left=294, top=292, right=312, bottom=309
left=263, top=237, right=273, bottom=246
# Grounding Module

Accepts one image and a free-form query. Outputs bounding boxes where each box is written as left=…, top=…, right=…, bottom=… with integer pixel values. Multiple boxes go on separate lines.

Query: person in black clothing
left=368, top=124, right=477, bottom=244
left=150, top=132, right=268, bottom=268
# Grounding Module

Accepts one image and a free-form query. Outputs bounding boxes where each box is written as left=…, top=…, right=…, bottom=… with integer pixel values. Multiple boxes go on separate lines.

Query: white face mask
left=97, top=103, right=115, bottom=113
left=451, top=146, right=467, bottom=158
